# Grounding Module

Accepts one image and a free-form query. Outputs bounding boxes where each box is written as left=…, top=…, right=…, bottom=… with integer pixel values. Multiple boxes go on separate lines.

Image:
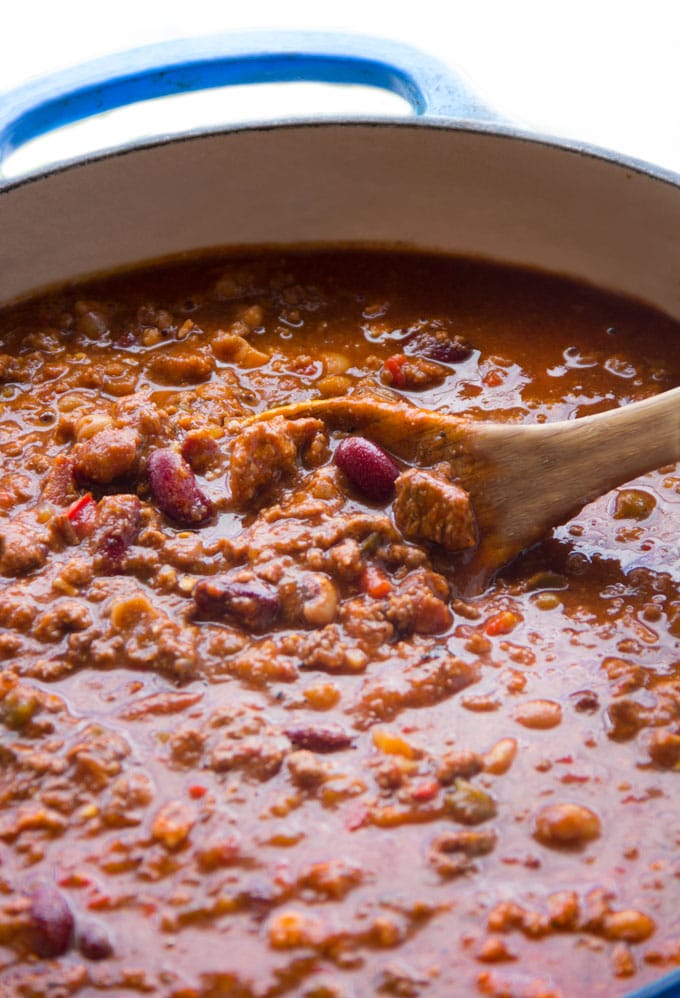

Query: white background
left=1, top=1, right=680, bottom=176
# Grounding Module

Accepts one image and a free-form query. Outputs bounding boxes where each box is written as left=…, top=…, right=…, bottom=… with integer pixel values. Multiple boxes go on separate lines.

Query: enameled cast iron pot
left=0, top=31, right=678, bottom=998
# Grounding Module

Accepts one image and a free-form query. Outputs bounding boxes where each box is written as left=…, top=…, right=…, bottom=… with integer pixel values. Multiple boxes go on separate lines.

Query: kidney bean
left=147, top=448, right=212, bottom=526
left=28, top=883, right=74, bottom=958
left=405, top=329, right=472, bottom=364
left=284, top=723, right=354, bottom=752
left=334, top=437, right=399, bottom=502
left=426, top=337, right=472, bottom=364
left=194, top=574, right=280, bottom=632
left=407, top=330, right=473, bottom=364
left=92, top=494, right=141, bottom=572
left=78, top=921, right=113, bottom=960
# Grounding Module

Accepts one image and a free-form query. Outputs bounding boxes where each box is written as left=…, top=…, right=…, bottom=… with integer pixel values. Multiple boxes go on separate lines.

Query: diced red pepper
left=345, top=805, right=368, bottom=831
left=484, top=610, right=522, bottom=636
left=66, top=492, right=96, bottom=537
left=383, top=353, right=408, bottom=388
left=86, top=892, right=113, bottom=911
left=360, top=564, right=393, bottom=598
left=410, top=780, right=439, bottom=802
left=58, top=872, right=91, bottom=888
left=483, top=369, right=504, bottom=388
left=188, top=784, right=207, bottom=799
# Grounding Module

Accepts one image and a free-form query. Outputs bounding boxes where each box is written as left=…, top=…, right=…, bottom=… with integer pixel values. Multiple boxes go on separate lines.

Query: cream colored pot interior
left=1, top=123, right=679, bottom=318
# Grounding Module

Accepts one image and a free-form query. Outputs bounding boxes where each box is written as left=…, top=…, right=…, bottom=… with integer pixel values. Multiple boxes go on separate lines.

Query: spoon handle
left=481, top=386, right=678, bottom=496
left=466, top=385, right=680, bottom=564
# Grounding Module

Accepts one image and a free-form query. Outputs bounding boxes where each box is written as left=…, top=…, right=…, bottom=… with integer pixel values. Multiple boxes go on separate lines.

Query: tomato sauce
left=0, top=251, right=677, bottom=997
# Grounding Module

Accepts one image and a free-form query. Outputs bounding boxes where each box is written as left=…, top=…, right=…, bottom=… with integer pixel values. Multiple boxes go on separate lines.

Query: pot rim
left=2, top=115, right=680, bottom=200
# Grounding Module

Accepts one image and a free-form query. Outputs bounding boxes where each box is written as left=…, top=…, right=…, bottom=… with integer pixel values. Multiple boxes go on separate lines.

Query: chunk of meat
left=0, top=517, right=49, bottom=576
left=106, top=589, right=198, bottom=680
left=0, top=353, right=24, bottom=383
left=209, top=736, right=286, bottom=781
left=297, top=859, right=363, bottom=899
left=355, top=652, right=479, bottom=726
left=393, top=468, right=477, bottom=552
left=112, top=392, right=170, bottom=442
left=146, top=348, right=214, bottom=385
left=211, top=331, right=269, bottom=366
left=33, top=600, right=92, bottom=642
left=73, top=428, right=140, bottom=484
left=427, top=828, right=497, bottom=877
left=437, top=749, right=483, bottom=785
left=385, top=568, right=452, bottom=635
left=181, top=427, right=222, bottom=473
left=0, top=590, right=39, bottom=634
left=323, top=539, right=364, bottom=581
left=66, top=723, right=130, bottom=792
left=287, top=750, right=333, bottom=788
left=382, top=353, right=450, bottom=389
left=228, top=416, right=326, bottom=506
left=41, top=454, right=78, bottom=506
left=91, top=494, right=142, bottom=573
left=151, top=800, right=196, bottom=849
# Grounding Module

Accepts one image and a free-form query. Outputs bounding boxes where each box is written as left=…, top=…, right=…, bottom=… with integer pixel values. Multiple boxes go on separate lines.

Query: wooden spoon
left=243, top=387, right=680, bottom=589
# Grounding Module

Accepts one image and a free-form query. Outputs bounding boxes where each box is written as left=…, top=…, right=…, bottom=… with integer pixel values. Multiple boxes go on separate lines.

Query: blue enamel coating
left=629, top=970, right=680, bottom=998
left=0, top=31, right=496, bottom=167
left=0, top=30, right=678, bottom=998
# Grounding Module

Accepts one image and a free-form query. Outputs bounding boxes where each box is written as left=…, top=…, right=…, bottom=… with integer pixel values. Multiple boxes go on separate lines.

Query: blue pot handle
left=0, top=31, right=497, bottom=171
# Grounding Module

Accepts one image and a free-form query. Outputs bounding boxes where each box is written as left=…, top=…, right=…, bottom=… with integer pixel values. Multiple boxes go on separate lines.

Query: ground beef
left=73, top=427, right=140, bottom=484
left=228, top=416, right=327, bottom=506
left=146, top=347, right=215, bottom=385
left=393, top=467, right=477, bottom=552
left=0, top=517, right=49, bottom=576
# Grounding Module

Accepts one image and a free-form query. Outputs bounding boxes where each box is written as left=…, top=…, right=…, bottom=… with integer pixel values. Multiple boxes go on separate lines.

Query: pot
left=0, top=31, right=678, bottom=998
